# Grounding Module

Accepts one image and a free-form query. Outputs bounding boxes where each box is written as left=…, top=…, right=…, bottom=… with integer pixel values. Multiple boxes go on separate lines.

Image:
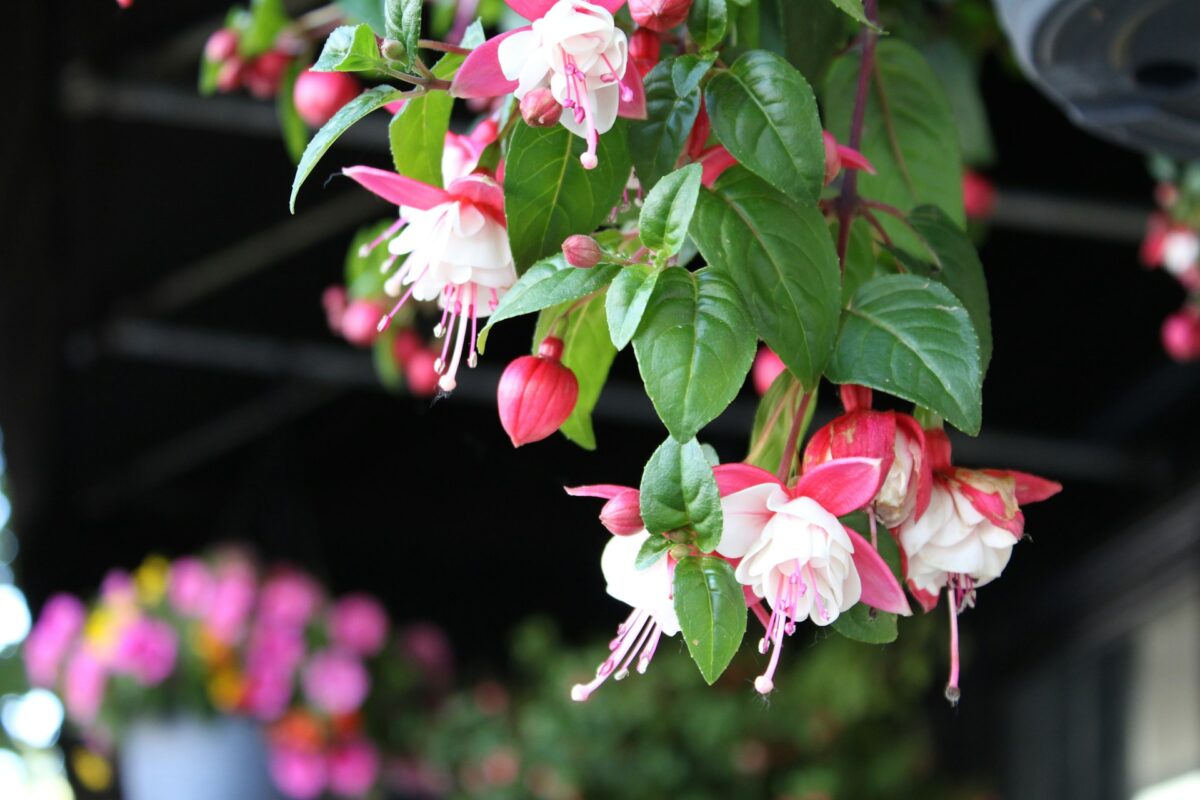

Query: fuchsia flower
left=344, top=121, right=516, bottom=393
left=570, top=529, right=680, bottom=701
left=451, top=0, right=646, bottom=169
left=565, top=484, right=644, bottom=535
left=628, top=26, right=660, bottom=79
left=303, top=650, right=370, bottom=715
left=497, top=336, right=580, bottom=446
left=113, top=617, right=178, bottom=685
left=328, top=739, right=380, bottom=797
left=629, top=0, right=692, bottom=32
left=894, top=427, right=1060, bottom=701
left=714, top=460, right=912, bottom=694
left=330, top=594, right=389, bottom=657
left=168, top=557, right=213, bottom=616
left=24, top=593, right=86, bottom=688
left=961, top=169, right=997, bottom=219
left=821, top=131, right=876, bottom=186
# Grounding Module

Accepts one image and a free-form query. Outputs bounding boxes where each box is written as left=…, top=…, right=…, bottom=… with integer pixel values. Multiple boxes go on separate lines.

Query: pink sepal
left=450, top=29, right=527, bottom=99
left=801, top=410, right=895, bottom=494
left=952, top=471, right=1024, bottom=537
left=504, top=0, right=557, bottom=18
left=697, top=146, right=738, bottom=188
left=839, top=384, right=873, bottom=412
left=844, top=526, right=911, bottom=615
left=907, top=578, right=941, bottom=613
left=447, top=175, right=506, bottom=225
left=790, top=457, right=883, bottom=517
left=896, top=414, right=933, bottom=522
left=617, top=70, right=647, bottom=120
left=989, top=470, right=1062, bottom=505
left=835, top=144, right=876, bottom=174
left=924, top=428, right=953, bottom=474
left=712, top=463, right=782, bottom=497
left=342, top=166, right=451, bottom=210
left=564, top=484, right=631, bottom=500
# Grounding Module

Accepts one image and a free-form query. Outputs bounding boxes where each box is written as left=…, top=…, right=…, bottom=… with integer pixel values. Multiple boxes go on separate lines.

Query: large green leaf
left=745, top=369, right=803, bottom=472
left=630, top=61, right=701, bottom=192
left=639, top=437, right=724, bottom=552
left=477, top=256, right=620, bottom=352
left=239, top=0, right=289, bottom=57
left=639, top=164, right=703, bottom=259
left=605, top=265, right=660, bottom=350
left=532, top=295, right=616, bottom=450
left=388, top=48, right=467, bottom=186
left=691, top=168, right=840, bottom=389
left=632, top=267, right=756, bottom=442
left=313, top=24, right=382, bottom=73
left=672, top=54, right=716, bottom=98
left=504, top=122, right=632, bottom=271
left=923, top=39, right=995, bottom=167
left=826, top=275, right=982, bottom=435
left=823, top=40, right=964, bottom=247
left=336, top=0, right=387, bottom=36
left=888, top=205, right=993, bottom=373
left=766, top=0, right=844, bottom=84
left=826, top=0, right=881, bottom=30
left=688, top=0, right=729, bottom=52
left=291, top=85, right=407, bottom=212
left=673, top=556, right=746, bottom=684
left=384, top=0, right=421, bottom=69
left=705, top=51, right=825, bottom=202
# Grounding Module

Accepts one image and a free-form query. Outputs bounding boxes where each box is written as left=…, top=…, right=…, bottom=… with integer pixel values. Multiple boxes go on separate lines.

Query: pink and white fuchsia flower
left=714, top=461, right=912, bottom=694
left=452, top=1, right=646, bottom=169
left=569, top=528, right=679, bottom=701
left=344, top=121, right=516, bottom=392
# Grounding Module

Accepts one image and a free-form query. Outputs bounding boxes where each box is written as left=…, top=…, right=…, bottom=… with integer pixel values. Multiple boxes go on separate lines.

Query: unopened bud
left=341, top=299, right=387, bottom=348
left=294, top=68, right=362, bottom=128
left=629, top=0, right=693, bottom=32
left=962, top=170, right=997, bottom=220
left=1161, top=309, right=1200, bottom=362
left=562, top=235, right=602, bottom=268
left=520, top=88, right=563, bottom=127
left=242, top=51, right=292, bottom=99
left=392, top=328, right=423, bottom=366
left=205, top=28, right=240, bottom=64
left=599, top=490, right=644, bottom=535
left=752, top=346, right=785, bottom=396
left=405, top=349, right=441, bottom=397
left=381, top=39, right=407, bottom=63
left=667, top=544, right=691, bottom=561
left=497, top=337, right=580, bottom=447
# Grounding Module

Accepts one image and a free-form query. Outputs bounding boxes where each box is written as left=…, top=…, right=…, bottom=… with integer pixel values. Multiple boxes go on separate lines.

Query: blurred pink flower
left=24, top=593, right=85, bottom=687
left=168, top=557, right=214, bottom=616
left=114, top=617, right=178, bottom=685
left=330, top=594, right=389, bottom=657
left=205, top=561, right=257, bottom=644
left=243, top=666, right=295, bottom=721
left=100, top=569, right=135, bottom=606
left=328, top=739, right=380, bottom=797
left=270, top=745, right=328, bottom=800
left=302, top=650, right=370, bottom=716
left=64, top=649, right=107, bottom=725
left=399, top=623, right=454, bottom=683
left=259, top=570, right=323, bottom=629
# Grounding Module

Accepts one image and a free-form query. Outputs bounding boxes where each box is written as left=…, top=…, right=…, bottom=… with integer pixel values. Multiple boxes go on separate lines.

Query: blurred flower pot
left=120, top=716, right=277, bottom=800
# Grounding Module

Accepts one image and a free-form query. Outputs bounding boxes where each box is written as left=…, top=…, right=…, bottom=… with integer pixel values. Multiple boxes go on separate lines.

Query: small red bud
left=629, top=28, right=661, bottom=80
left=1161, top=309, right=1200, bottom=362
left=519, top=88, right=563, bottom=128
left=341, top=299, right=386, bottom=347
left=392, top=328, right=423, bottom=366
left=752, top=346, right=785, bottom=396
left=629, top=0, right=693, bottom=32
left=294, top=69, right=363, bottom=128
left=562, top=235, right=602, bottom=268
left=322, top=285, right=349, bottom=334
left=405, top=349, right=441, bottom=397
left=822, top=131, right=842, bottom=186
left=205, top=29, right=240, bottom=64
left=962, top=170, right=997, bottom=220
left=215, top=58, right=245, bottom=94
left=497, top=337, right=580, bottom=447
left=599, top=489, right=645, bottom=535
left=116, top=0, right=133, bottom=8
left=243, top=51, right=292, bottom=99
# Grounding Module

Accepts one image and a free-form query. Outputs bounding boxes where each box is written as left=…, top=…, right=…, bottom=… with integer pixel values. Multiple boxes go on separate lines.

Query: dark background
left=3, top=0, right=1200, bottom=794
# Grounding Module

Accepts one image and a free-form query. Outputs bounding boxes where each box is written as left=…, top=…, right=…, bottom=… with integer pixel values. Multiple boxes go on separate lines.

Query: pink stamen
left=377, top=265, right=429, bottom=332
left=572, top=609, right=654, bottom=701
left=946, top=594, right=961, bottom=705
left=488, top=289, right=499, bottom=311
left=468, top=293, right=479, bottom=368
left=438, top=288, right=473, bottom=392
left=805, top=565, right=828, bottom=622
left=359, top=217, right=405, bottom=257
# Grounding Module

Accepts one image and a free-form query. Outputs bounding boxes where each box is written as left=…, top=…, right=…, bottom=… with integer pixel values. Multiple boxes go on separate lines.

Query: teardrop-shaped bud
left=243, top=51, right=292, bottom=99
left=822, top=131, right=842, bottom=186
left=599, top=489, right=645, bottom=535
left=405, top=348, right=441, bottom=397
left=752, top=346, right=785, bottom=396
left=629, top=0, right=693, bottom=32
left=391, top=328, right=423, bottom=366
left=519, top=87, right=563, bottom=127
left=1162, top=309, right=1200, bottom=362
left=294, top=69, right=363, bottom=128
left=341, top=299, right=386, bottom=347
left=205, top=28, right=240, bottom=64
left=497, top=337, right=580, bottom=447
left=562, top=235, right=602, bottom=268
left=962, top=170, right=997, bottom=220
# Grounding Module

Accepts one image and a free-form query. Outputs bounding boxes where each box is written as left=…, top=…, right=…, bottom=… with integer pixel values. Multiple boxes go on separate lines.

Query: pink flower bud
left=599, top=489, right=644, bottom=535
left=205, top=28, right=240, bottom=64
left=216, top=58, right=245, bottom=94
left=116, top=0, right=133, bottom=8
left=405, top=348, right=441, bottom=397
left=392, top=328, right=423, bottom=366
left=243, top=51, right=292, bottom=99
left=1162, top=309, right=1200, bottom=362
left=519, top=87, right=563, bottom=127
left=340, top=299, right=385, bottom=348
left=497, top=337, right=580, bottom=447
left=629, top=27, right=662, bottom=79
left=561, top=235, right=602, bottom=268
left=752, top=346, right=785, bottom=395
left=962, top=170, right=997, bottom=220
left=294, top=69, right=363, bottom=128
left=822, top=131, right=842, bottom=186
left=629, top=0, right=693, bottom=32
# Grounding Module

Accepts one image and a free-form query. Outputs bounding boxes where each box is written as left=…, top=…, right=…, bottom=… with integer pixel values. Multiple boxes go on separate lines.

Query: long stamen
left=576, top=75, right=600, bottom=169
left=945, top=592, right=961, bottom=706
left=434, top=292, right=459, bottom=372
left=438, top=291, right=473, bottom=392
left=637, top=623, right=662, bottom=674
left=572, top=610, right=650, bottom=701
left=614, top=616, right=656, bottom=680
left=377, top=265, right=429, bottom=332
left=467, top=286, right=479, bottom=368
left=805, top=565, right=829, bottom=622
left=360, top=217, right=405, bottom=257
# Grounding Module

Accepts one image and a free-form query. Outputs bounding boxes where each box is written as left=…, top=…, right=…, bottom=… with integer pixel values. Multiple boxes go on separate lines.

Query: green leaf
left=688, top=0, right=729, bottom=52
left=922, top=40, right=995, bottom=167
left=691, top=167, right=840, bottom=389
left=632, top=267, right=756, bottom=442
left=605, top=265, right=660, bottom=350
left=673, top=556, right=746, bottom=684
left=639, top=164, right=703, bottom=259
left=639, top=437, right=724, bottom=552
left=767, top=0, right=844, bottom=84
left=532, top=295, right=616, bottom=450
left=841, top=217, right=878, bottom=305
left=826, top=274, right=982, bottom=435
left=504, top=122, right=632, bottom=271
left=372, top=325, right=404, bottom=393
left=825, top=0, right=882, bottom=31
left=831, top=603, right=897, bottom=644
left=672, top=54, right=716, bottom=97
left=635, top=534, right=671, bottom=570
left=240, top=0, right=289, bottom=58
left=887, top=205, right=992, bottom=373
left=290, top=85, right=407, bottom=212
left=630, top=61, right=701, bottom=193
left=313, top=24, right=382, bottom=72
left=384, top=0, right=422, bottom=68
left=477, top=256, right=621, bottom=352
left=336, top=0, right=387, bottom=36
left=277, top=58, right=308, bottom=164
left=823, top=40, right=964, bottom=248
left=705, top=50, right=825, bottom=202
left=387, top=49, right=466, bottom=185
left=745, top=369, right=802, bottom=472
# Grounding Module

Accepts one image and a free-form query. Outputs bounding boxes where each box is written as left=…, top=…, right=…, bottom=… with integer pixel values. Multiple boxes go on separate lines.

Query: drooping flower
left=497, top=336, right=580, bottom=446
left=451, top=1, right=646, bottom=169
left=895, top=427, right=1060, bottom=701
left=714, top=460, right=911, bottom=694
left=571, top=530, right=679, bottom=700
left=565, top=483, right=644, bottom=535
left=344, top=121, right=516, bottom=393
left=629, top=0, right=692, bottom=31
left=821, top=131, right=876, bottom=186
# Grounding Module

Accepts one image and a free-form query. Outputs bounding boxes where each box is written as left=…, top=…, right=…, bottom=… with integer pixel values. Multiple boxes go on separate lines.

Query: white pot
left=120, top=716, right=278, bottom=800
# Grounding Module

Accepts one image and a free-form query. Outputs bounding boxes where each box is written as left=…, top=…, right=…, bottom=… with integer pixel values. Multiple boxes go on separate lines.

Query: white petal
left=716, top=484, right=778, bottom=559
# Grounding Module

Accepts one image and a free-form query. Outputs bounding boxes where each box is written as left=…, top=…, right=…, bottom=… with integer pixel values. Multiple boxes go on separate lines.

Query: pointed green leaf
left=826, top=274, right=982, bottom=435
left=388, top=49, right=468, bottom=185
left=630, top=60, right=702, bottom=192
left=831, top=604, right=898, bottom=643
left=384, top=0, right=421, bottom=68
left=825, top=0, right=883, bottom=31
left=767, top=0, right=844, bottom=84
left=688, top=0, right=729, bottom=52
left=606, top=265, right=660, bottom=350
left=673, top=556, right=746, bottom=684
left=672, top=54, right=716, bottom=97
left=636, top=534, right=671, bottom=570
left=313, top=24, right=382, bottom=72
left=277, top=58, right=308, bottom=164
left=532, top=295, right=616, bottom=450
left=639, top=164, right=703, bottom=258
left=639, top=437, right=723, bottom=552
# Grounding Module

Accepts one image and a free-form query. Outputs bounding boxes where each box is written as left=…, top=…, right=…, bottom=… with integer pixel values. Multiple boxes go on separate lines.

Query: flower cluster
left=23, top=550, right=409, bottom=800
left=1141, top=171, right=1200, bottom=361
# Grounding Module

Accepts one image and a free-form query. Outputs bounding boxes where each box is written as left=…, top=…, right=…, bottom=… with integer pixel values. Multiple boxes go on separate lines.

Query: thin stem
left=835, top=0, right=880, bottom=269
left=859, top=207, right=894, bottom=249
left=862, top=200, right=942, bottom=267
left=775, top=389, right=815, bottom=482
left=419, top=39, right=473, bottom=55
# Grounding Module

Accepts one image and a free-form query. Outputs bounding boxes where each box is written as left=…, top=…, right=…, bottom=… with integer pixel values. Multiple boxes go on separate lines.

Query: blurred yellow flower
left=71, top=747, right=113, bottom=792
left=134, top=555, right=170, bottom=606
left=208, top=667, right=245, bottom=712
